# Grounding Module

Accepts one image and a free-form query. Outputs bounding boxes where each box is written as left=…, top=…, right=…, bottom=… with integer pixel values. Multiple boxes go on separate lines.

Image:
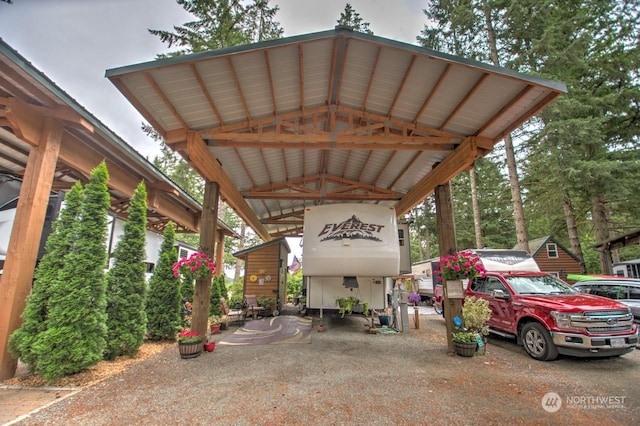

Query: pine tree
left=104, top=182, right=148, bottom=360
left=33, top=161, right=111, bottom=382
left=146, top=222, right=182, bottom=340
left=337, top=3, right=373, bottom=34
left=8, top=182, right=84, bottom=371
left=209, top=275, right=223, bottom=316
left=180, top=276, right=195, bottom=303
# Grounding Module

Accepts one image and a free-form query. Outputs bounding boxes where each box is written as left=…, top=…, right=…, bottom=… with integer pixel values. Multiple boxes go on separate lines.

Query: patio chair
left=244, top=294, right=266, bottom=320
left=221, top=298, right=245, bottom=326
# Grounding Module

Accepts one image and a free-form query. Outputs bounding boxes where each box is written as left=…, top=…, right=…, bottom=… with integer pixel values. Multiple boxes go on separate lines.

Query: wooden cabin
left=517, top=236, right=583, bottom=282
left=233, top=237, right=290, bottom=313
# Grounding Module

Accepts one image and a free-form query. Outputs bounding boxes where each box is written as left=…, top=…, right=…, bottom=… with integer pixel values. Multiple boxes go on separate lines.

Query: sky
left=0, top=0, right=428, bottom=159
left=0, top=0, right=429, bottom=263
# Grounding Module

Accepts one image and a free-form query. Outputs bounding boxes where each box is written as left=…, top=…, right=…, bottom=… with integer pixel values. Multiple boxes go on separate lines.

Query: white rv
left=302, top=204, right=409, bottom=312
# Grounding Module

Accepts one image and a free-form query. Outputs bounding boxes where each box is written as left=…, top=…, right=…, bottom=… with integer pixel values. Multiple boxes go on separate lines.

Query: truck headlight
left=551, top=311, right=573, bottom=329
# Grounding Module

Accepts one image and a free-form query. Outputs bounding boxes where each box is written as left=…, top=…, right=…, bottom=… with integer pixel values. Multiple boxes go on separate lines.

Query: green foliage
left=9, top=182, right=84, bottom=371
left=180, top=277, right=194, bottom=303
left=257, top=296, right=276, bottom=313
left=461, top=296, right=491, bottom=336
left=104, top=182, right=148, bottom=360
left=335, top=297, right=358, bottom=317
left=209, top=275, right=224, bottom=316
left=228, top=281, right=244, bottom=305
left=148, top=0, right=283, bottom=57
left=286, top=272, right=303, bottom=299
left=33, top=161, right=111, bottom=382
left=337, top=3, right=373, bottom=34
left=146, top=223, right=182, bottom=341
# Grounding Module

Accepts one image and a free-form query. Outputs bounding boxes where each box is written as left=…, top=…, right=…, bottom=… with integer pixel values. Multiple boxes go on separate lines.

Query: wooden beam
left=0, top=117, right=63, bottom=380
left=59, top=134, right=200, bottom=232
left=185, top=131, right=271, bottom=241
left=0, top=96, right=44, bottom=146
left=243, top=191, right=402, bottom=201
left=207, top=133, right=452, bottom=147
left=394, top=137, right=477, bottom=216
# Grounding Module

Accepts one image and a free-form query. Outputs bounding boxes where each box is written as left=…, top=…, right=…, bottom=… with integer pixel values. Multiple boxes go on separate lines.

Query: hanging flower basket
left=173, top=252, right=216, bottom=281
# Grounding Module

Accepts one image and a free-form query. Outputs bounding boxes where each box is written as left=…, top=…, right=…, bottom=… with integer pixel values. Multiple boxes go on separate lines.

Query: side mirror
left=492, top=289, right=510, bottom=300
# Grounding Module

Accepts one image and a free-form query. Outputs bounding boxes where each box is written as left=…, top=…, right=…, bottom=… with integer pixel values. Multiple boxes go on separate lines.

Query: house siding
left=533, top=242, right=582, bottom=282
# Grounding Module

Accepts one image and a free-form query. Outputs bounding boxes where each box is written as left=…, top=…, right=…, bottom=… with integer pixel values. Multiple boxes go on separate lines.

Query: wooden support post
left=191, top=181, right=219, bottom=340
left=434, top=181, right=460, bottom=355
left=0, top=118, right=63, bottom=380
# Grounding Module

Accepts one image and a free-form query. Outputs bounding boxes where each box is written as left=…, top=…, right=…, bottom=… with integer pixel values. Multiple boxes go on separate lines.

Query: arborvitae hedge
left=209, top=275, right=223, bottom=316
left=104, top=181, right=148, bottom=360
left=33, top=161, right=111, bottom=382
left=146, top=222, right=182, bottom=340
left=9, top=182, right=84, bottom=371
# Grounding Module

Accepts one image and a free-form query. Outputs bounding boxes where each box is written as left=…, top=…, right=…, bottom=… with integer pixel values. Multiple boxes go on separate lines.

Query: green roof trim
left=233, top=237, right=290, bottom=258
left=105, top=27, right=567, bottom=93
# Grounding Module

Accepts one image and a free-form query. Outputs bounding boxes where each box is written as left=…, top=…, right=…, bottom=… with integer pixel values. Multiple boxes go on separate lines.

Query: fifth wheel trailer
left=302, top=204, right=410, bottom=312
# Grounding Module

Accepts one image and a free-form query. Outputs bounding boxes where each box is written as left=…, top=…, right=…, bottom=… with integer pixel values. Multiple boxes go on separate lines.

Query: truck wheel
left=521, top=322, right=558, bottom=361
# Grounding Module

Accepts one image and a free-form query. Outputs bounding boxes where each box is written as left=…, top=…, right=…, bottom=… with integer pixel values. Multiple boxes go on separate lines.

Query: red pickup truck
left=433, top=250, right=638, bottom=361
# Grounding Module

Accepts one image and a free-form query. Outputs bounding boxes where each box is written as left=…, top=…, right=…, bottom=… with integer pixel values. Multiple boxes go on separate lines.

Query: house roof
left=107, top=27, right=566, bottom=240
left=233, top=236, right=290, bottom=259
left=521, top=235, right=581, bottom=263
left=0, top=38, right=238, bottom=239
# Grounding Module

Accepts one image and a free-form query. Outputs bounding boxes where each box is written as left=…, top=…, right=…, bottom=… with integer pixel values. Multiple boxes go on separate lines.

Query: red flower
left=173, top=252, right=216, bottom=280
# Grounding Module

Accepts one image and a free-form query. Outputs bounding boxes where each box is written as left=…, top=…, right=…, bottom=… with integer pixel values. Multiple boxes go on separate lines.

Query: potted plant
left=452, top=296, right=491, bottom=357
left=177, top=329, right=203, bottom=359
left=208, top=315, right=221, bottom=334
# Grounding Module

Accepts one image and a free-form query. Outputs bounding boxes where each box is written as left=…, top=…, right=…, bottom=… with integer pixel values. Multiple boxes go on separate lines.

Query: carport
left=106, top=27, right=566, bottom=347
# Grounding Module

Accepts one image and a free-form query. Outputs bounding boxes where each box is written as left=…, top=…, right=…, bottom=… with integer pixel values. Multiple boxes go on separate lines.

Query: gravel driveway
left=11, top=311, right=640, bottom=425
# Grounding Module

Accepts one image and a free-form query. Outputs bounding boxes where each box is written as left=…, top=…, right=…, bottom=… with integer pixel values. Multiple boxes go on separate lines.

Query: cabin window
left=546, top=243, right=558, bottom=258
left=179, top=248, right=188, bottom=259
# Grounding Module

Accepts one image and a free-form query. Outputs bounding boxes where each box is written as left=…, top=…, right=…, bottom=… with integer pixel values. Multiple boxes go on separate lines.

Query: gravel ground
left=10, top=311, right=640, bottom=426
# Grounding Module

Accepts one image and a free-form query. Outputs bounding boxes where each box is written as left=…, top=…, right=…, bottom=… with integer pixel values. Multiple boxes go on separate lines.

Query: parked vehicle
left=436, top=249, right=638, bottom=361
left=572, top=278, right=640, bottom=324
left=302, top=204, right=410, bottom=313
left=412, top=258, right=439, bottom=302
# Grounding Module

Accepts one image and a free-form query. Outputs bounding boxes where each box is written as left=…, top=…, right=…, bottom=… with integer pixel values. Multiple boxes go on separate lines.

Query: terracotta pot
left=210, top=324, right=221, bottom=334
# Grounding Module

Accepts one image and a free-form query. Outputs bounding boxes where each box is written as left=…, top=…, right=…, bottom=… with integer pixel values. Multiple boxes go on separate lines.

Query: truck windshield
left=506, top=275, right=578, bottom=295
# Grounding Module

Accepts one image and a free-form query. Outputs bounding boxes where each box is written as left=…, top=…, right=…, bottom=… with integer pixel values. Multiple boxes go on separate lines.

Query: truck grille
left=570, top=310, right=634, bottom=333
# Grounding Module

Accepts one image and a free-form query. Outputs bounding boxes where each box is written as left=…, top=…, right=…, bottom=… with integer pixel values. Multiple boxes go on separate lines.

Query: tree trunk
left=233, top=222, right=246, bottom=283
left=562, top=195, right=586, bottom=273
left=469, top=166, right=483, bottom=249
left=424, top=220, right=431, bottom=259
left=482, top=2, right=529, bottom=254
left=591, top=194, right=612, bottom=274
